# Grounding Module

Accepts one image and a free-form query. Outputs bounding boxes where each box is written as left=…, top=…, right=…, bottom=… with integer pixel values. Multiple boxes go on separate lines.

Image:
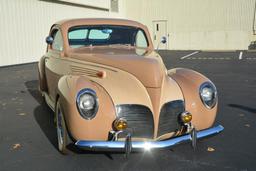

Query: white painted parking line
left=186, top=57, right=231, bottom=60
left=180, top=51, right=199, bottom=59
left=239, top=51, right=243, bottom=60
left=246, top=57, right=256, bottom=60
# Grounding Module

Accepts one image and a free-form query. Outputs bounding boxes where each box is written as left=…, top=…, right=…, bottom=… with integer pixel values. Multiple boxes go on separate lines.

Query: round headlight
left=76, top=89, right=98, bottom=120
left=199, top=82, right=217, bottom=109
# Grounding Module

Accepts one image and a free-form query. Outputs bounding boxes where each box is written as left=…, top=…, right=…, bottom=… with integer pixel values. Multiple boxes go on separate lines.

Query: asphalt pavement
left=0, top=50, right=256, bottom=171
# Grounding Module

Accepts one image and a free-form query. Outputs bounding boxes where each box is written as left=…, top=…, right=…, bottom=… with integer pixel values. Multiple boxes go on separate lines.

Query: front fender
left=57, top=75, right=116, bottom=141
left=168, top=68, right=217, bottom=130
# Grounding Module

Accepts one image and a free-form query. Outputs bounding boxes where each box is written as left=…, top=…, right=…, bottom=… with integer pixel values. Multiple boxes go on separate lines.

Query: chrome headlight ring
left=199, top=82, right=217, bottom=109
left=76, top=88, right=99, bottom=120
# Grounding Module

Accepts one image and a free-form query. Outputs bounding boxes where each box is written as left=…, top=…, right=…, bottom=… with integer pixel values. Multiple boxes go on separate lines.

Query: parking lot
left=0, top=50, right=256, bottom=171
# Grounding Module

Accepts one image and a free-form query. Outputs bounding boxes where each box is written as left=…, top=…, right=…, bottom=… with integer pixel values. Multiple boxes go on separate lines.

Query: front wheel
left=56, top=101, right=69, bottom=154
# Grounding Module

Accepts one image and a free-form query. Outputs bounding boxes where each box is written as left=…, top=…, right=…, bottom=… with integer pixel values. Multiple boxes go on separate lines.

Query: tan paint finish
left=38, top=18, right=218, bottom=141
left=69, top=47, right=165, bottom=88
left=168, top=68, right=217, bottom=130
left=146, top=74, right=184, bottom=138
left=58, top=76, right=116, bottom=140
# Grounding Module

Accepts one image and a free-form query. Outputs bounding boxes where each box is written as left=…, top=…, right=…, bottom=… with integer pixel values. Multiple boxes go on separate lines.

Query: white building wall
left=125, top=0, right=256, bottom=50
left=1, top=0, right=255, bottom=66
left=0, top=0, right=126, bottom=66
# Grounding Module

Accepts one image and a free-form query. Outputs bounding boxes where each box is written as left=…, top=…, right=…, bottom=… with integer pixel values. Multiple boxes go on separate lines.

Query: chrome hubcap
left=57, top=107, right=64, bottom=149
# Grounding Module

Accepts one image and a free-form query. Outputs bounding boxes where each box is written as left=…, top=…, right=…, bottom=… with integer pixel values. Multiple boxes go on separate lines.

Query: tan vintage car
left=38, top=18, right=223, bottom=155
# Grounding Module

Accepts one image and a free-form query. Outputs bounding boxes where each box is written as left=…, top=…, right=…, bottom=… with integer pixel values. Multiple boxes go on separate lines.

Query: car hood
left=67, top=46, right=167, bottom=88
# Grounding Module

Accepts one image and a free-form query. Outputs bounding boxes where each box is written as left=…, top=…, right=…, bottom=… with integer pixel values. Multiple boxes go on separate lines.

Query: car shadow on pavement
left=228, top=104, right=256, bottom=114
left=25, top=80, right=58, bottom=150
left=24, top=80, right=122, bottom=159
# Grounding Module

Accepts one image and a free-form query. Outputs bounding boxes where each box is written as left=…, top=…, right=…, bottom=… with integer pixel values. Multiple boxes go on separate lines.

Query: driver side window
left=52, top=30, right=63, bottom=51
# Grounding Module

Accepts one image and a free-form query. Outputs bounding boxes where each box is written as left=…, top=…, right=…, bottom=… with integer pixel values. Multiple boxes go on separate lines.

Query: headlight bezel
left=76, top=88, right=99, bottom=120
left=199, top=82, right=217, bottom=109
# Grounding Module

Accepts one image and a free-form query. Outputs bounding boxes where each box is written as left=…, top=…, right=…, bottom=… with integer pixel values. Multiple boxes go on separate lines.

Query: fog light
left=180, top=112, right=192, bottom=123
left=113, top=118, right=128, bottom=131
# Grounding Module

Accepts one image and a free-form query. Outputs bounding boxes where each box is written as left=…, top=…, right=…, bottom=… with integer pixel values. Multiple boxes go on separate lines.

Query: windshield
left=68, top=25, right=149, bottom=49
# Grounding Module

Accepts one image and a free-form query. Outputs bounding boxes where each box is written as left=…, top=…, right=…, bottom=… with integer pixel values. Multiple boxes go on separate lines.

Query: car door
left=44, top=28, right=64, bottom=104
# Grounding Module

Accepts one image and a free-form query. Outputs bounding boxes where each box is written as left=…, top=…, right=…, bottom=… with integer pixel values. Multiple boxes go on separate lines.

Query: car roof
left=50, top=18, right=154, bottom=51
left=55, top=18, right=146, bottom=29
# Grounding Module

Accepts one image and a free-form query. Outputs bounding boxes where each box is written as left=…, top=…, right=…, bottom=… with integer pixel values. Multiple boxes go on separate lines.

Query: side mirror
left=161, top=36, right=167, bottom=44
left=157, top=36, right=167, bottom=51
left=46, top=36, right=53, bottom=45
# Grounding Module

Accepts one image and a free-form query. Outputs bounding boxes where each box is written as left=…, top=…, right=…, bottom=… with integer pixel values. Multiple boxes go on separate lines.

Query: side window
left=135, top=30, right=148, bottom=48
left=52, top=30, right=63, bottom=51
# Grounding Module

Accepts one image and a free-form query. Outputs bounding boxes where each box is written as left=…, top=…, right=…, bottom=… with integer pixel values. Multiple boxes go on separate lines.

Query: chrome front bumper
left=75, top=125, right=224, bottom=151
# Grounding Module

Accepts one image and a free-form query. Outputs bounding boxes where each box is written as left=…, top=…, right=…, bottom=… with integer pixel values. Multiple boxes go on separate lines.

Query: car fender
left=38, top=56, right=48, bottom=92
left=56, top=75, right=116, bottom=141
left=168, top=68, right=217, bottom=130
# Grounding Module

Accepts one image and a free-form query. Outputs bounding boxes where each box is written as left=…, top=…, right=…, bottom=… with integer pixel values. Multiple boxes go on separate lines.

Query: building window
left=110, top=0, right=119, bottom=12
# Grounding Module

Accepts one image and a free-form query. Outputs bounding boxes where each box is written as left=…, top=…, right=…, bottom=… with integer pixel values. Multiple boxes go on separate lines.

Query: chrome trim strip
left=75, top=125, right=224, bottom=151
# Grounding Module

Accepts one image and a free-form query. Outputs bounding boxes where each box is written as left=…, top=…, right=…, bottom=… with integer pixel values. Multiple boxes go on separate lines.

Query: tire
left=56, top=100, right=69, bottom=154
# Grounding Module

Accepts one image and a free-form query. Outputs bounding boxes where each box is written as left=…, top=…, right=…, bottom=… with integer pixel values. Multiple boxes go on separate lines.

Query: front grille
left=115, top=104, right=154, bottom=139
left=157, top=100, right=185, bottom=137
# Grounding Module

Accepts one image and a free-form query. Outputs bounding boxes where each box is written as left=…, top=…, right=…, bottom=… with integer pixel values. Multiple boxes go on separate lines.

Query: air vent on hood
left=70, top=65, right=102, bottom=77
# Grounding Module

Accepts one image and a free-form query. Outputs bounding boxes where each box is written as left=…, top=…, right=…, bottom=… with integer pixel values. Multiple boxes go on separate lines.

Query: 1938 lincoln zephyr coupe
left=38, top=18, right=223, bottom=155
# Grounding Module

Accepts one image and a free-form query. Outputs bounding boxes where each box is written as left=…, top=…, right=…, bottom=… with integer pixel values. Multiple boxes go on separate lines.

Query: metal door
left=153, top=20, right=168, bottom=50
